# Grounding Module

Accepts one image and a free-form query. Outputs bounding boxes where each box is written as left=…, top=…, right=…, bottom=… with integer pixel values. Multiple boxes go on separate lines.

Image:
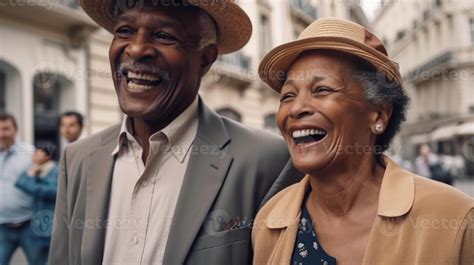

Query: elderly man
left=48, top=1, right=300, bottom=265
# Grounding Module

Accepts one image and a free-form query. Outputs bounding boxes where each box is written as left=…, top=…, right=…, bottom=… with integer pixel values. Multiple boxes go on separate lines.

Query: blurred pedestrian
left=415, top=144, right=437, bottom=177
left=416, top=144, right=454, bottom=185
left=15, top=146, right=59, bottom=265
left=0, top=113, right=36, bottom=265
left=59, top=111, right=83, bottom=144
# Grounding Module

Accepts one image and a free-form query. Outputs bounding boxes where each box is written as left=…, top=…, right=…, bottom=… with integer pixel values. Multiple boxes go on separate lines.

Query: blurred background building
left=372, top=0, right=474, bottom=177
left=0, top=0, right=367, bottom=147
left=1, top=0, right=472, bottom=175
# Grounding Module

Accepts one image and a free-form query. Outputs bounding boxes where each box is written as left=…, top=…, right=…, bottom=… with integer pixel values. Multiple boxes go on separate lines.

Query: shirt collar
left=1, top=141, right=25, bottom=156
left=112, top=97, right=199, bottom=162
left=265, top=155, right=415, bottom=229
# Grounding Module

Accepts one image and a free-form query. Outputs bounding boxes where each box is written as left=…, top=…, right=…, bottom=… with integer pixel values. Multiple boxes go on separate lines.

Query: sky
left=360, top=0, right=383, bottom=21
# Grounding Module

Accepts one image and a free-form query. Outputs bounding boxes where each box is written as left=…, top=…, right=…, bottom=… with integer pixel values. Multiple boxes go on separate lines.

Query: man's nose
left=125, top=30, right=158, bottom=60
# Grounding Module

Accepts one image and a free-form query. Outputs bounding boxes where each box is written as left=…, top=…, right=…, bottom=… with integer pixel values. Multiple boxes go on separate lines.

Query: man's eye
left=115, top=27, right=134, bottom=38
left=154, top=32, right=177, bottom=44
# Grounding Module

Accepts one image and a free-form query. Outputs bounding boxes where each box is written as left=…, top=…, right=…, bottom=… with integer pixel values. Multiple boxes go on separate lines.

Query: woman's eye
left=115, top=27, right=134, bottom=38
left=280, top=93, right=295, bottom=102
left=154, top=32, right=177, bottom=44
left=312, top=86, right=334, bottom=95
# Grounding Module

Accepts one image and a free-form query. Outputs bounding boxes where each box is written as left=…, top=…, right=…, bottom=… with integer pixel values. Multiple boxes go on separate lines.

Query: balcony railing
left=406, top=52, right=453, bottom=82
left=56, top=0, right=80, bottom=9
left=216, top=53, right=251, bottom=71
left=290, top=0, right=317, bottom=20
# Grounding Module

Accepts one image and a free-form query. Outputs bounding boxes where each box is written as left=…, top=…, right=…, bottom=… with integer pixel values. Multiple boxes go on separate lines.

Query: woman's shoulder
left=412, top=174, right=473, bottom=216
left=413, top=174, right=472, bottom=204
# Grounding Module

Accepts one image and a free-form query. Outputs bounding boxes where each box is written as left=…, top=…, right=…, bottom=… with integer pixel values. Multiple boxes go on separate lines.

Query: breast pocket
left=186, top=226, right=252, bottom=265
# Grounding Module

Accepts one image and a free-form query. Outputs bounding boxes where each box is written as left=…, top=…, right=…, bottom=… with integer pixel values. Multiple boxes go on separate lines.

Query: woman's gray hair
left=198, top=10, right=218, bottom=50
left=351, top=59, right=410, bottom=154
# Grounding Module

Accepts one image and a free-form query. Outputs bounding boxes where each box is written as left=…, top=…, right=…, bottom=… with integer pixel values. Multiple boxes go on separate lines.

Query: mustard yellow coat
left=252, top=156, right=473, bottom=264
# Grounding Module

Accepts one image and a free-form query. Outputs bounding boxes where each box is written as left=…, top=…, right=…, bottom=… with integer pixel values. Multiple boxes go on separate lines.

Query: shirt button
left=132, top=236, right=139, bottom=245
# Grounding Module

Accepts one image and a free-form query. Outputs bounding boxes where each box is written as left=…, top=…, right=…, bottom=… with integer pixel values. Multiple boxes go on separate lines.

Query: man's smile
left=117, top=62, right=170, bottom=93
left=124, top=70, right=164, bottom=92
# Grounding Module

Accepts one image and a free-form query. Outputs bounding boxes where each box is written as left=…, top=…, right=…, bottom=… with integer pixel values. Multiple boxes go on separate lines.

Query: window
left=34, top=73, right=60, bottom=113
left=264, top=113, right=279, bottom=134
left=259, top=14, right=272, bottom=58
left=216, top=108, right=242, bottom=122
left=470, top=18, right=474, bottom=44
left=33, top=72, right=63, bottom=160
left=0, top=71, right=5, bottom=113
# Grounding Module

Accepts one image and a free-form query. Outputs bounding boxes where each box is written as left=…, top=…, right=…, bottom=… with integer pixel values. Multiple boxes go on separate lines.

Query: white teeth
left=292, top=129, right=327, bottom=138
left=127, top=81, right=154, bottom=91
left=127, top=71, right=161, bottom=82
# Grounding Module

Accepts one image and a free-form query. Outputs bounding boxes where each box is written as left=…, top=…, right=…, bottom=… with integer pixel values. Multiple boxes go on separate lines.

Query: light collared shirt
left=103, top=97, right=199, bottom=265
left=0, top=142, right=34, bottom=224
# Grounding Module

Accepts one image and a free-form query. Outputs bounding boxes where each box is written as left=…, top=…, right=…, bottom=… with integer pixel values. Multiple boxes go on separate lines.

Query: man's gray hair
left=198, top=10, right=218, bottom=50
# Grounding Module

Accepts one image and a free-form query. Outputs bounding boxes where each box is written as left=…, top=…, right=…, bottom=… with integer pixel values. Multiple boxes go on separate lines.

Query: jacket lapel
left=163, top=100, right=233, bottom=265
left=82, top=126, right=119, bottom=265
left=362, top=156, right=415, bottom=265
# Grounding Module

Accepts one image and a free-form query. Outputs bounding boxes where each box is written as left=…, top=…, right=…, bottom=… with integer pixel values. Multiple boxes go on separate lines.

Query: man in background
left=59, top=111, right=83, bottom=144
left=0, top=113, right=35, bottom=264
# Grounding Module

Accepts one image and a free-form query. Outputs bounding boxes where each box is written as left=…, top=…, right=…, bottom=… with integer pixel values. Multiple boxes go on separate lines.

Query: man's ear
left=199, top=44, right=218, bottom=76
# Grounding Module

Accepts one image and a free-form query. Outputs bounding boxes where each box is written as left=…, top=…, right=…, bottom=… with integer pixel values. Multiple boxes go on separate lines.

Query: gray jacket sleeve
left=48, top=147, right=69, bottom=265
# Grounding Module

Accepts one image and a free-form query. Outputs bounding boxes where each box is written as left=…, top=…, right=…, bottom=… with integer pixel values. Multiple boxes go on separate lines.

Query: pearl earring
left=375, top=123, right=384, bottom=133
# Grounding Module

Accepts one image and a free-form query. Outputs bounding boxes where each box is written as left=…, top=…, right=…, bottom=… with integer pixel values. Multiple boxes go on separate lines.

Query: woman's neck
left=308, top=155, right=385, bottom=218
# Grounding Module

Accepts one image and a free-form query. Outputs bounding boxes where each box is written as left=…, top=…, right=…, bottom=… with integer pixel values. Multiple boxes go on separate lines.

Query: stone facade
left=372, top=0, right=474, bottom=175
left=0, top=0, right=366, bottom=149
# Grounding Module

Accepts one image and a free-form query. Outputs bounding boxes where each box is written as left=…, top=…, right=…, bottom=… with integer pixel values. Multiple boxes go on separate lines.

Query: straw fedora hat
left=79, top=0, right=252, bottom=54
left=259, top=17, right=402, bottom=92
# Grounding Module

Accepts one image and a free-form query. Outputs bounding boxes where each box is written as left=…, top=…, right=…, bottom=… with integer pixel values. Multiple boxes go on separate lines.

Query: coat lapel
left=82, top=126, right=119, bottom=265
left=163, top=100, right=233, bottom=265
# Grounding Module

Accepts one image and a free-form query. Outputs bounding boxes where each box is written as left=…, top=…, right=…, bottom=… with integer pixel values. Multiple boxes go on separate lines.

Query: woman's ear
left=370, top=103, right=393, bottom=135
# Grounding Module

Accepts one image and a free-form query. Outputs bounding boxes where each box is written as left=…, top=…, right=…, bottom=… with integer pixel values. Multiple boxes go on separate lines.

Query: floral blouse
left=291, top=195, right=336, bottom=265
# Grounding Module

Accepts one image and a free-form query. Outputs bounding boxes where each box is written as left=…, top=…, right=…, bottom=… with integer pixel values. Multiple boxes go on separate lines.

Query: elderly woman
left=253, top=18, right=473, bottom=265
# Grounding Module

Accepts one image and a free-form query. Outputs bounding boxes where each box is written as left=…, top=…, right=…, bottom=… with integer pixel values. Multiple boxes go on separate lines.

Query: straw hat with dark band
left=79, top=0, right=252, bottom=54
left=259, top=17, right=402, bottom=92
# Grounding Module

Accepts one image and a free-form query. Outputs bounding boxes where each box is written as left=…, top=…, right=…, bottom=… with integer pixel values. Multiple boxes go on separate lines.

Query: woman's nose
left=288, top=95, right=314, bottom=119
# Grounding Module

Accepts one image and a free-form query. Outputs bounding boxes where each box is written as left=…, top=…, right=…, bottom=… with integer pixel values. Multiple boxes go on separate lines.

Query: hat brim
left=259, top=36, right=402, bottom=92
left=79, top=0, right=252, bottom=54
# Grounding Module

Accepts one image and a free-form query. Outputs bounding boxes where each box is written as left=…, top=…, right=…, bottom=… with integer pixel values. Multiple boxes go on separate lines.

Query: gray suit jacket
left=48, top=100, right=302, bottom=265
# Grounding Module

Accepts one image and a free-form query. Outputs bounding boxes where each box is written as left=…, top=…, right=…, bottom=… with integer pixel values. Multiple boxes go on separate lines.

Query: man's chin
left=120, top=103, right=163, bottom=120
